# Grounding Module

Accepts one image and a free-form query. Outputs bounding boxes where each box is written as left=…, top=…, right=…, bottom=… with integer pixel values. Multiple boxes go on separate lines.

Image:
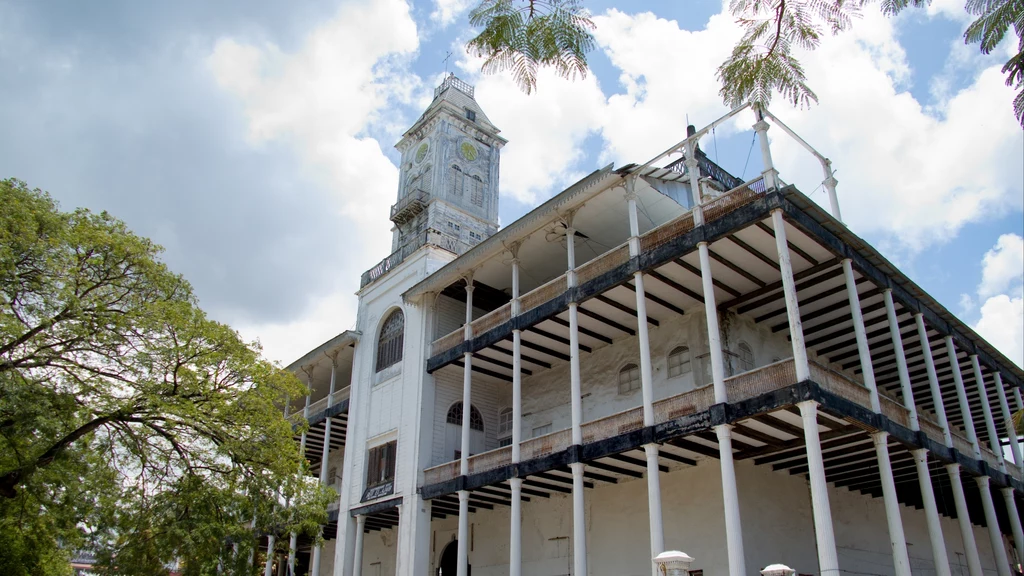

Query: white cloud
left=978, top=233, right=1024, bottom=299
left=762, top=6, right=1023, bottom=252
left=975, top=292, right=1024, bottom=368
left=591, top=8, right=743, bottom=165
left=206, top=0, right=420, bottom=363
left=971, top=234, right=1024, bottom=367
left=431, top=0, right=476, bottom=27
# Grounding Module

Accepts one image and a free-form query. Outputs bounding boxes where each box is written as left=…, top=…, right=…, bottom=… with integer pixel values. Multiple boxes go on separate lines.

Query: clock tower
left=390, top=74, right=506, bottom=258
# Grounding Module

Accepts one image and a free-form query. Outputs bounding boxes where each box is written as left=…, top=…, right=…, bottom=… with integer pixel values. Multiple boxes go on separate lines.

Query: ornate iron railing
left=435, top=74, right=474, bottom=99
left=390, top=189, right=429, bottom=224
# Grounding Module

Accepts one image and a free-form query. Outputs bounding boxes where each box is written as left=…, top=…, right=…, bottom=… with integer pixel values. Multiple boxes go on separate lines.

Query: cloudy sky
left=1, top=0, right=1021, bottom=367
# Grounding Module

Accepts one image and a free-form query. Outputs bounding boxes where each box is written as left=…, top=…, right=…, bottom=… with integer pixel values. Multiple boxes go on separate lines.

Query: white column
left=798, top=401, right=839, bottom=576
left=264, top=535, right=277, bottom=576
left=457, top=279, right=474, bottom=576
left=771, top=210, right=810, bottom=381
left=993, top=372, right=1023, bottom=469
left=884, top=289, right=918, bottom=429
left=311, top=416, right=332, bottom=576
left=625, top=180, right=642, bottom=255
left=1014, top=387, right=1023, bottom=413
left=1002, top=487, right=1024, bottom=569
left=972, top=355, right=1005, bottom=471
left=352, top=515, right=366, bottom=576
left=512, top=328, right=522, bottom=458
left=753, top=106, right=778, bottom=189
left=571, top=462, right=588, bottom=576
left=566, top=222, right=583, bottom=446
left=821, top=158, right=842, bottom=222
left=913, top=449, right=952, bottom=576
left=290, top=392, right=312, bottom=576
left=916, top=315, right=952, bottom=447
left=461, top=283, right=475, bottom=477
left=977, top=476, right=1012, bottom=576
left=569, top=302, right=583, bottom=446
left=626, top=185, right=665, bottom=575
left=566, top=220, right=588, bottom=575
left=644, top=444, right=665, bottom=576
left=947, top=464, right=984, bottom=576
left=509, top=477, right=523, bottom=576
left=695, top=232, right=746, bottom=576
left=637, top=273, right=664, bottom=574
left=686, top=141, right=704, bottom=225
left=947, top=337, right=981, bottom=457
left=510, top=246, right=523, bottom=576
left=636, top=272, right=656, bottom=426
left=457, top=491, right=469, bottom=576
left=872, top=431, right=912, bottom=576
left=311, top=359, right=335, bottom=576
left=716, top=425, right=747, bottom=576
left=698, top=242, right=727, bottom=402
left=843, top=259, right=880, bottom=411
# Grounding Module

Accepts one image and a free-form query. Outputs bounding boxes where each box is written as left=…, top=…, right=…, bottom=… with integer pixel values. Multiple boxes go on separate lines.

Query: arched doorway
left=437, top=540, right=468, bottom=575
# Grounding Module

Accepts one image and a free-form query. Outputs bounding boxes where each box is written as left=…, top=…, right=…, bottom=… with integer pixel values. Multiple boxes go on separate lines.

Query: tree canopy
left=465, top=0, right=1024, bottom=127
left=0, top=179, right=331, bottom=575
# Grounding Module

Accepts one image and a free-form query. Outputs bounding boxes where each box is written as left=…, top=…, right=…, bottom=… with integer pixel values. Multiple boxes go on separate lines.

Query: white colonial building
left=265, top=74, right=1024, bottom=576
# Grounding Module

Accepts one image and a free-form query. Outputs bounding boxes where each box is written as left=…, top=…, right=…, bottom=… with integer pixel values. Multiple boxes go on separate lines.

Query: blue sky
left=0, top=0, right=1021, bottom=366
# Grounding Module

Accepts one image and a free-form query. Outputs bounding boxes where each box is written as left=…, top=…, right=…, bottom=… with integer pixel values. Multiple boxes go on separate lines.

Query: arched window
left=667, top=346, right=692, bottom=378
left=449, top=165, right=464, bottom=198
left=618, top=363, right=641, bottom=395
left=376, top=309, right=405, bottom=372
left=470, top=174, right=484, bottom=207
left=446, top=402, right=484, bottom=431
left=498, top=407, right=513, bottom=437
left=737, top=341, right=754, bottom=372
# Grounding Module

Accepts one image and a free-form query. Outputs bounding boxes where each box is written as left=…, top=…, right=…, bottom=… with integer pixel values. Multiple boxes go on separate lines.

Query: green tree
left=465, top=0, right=1024, bottom=127
left=0, top=179, right=332, bottom=575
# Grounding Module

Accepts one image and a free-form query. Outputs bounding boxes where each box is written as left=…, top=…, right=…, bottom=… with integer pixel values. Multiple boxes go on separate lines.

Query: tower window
left=449, top=165, right=464, bottom=198
left=470, top=174, right=484, bottom=207
left=375, top=309, right=404, bottom=372
left=466, top=109, right=476, bottom=122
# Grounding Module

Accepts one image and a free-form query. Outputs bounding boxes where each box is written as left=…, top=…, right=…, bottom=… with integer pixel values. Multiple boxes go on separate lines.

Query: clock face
left=415, top=141, right=429, bottom=163
left=459, top=141, right=478, bottom=162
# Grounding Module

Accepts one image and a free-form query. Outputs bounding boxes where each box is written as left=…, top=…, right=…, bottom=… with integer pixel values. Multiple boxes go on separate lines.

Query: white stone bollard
left=761, top=564, right=796, bottom=576
left=654, top=551, right=694, bottom=576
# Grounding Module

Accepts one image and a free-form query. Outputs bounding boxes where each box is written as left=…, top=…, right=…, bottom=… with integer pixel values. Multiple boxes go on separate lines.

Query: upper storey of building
left=361, top=75, right=507, bottom=289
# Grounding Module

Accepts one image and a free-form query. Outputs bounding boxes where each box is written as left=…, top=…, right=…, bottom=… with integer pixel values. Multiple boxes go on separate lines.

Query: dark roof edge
left=285, top=330, right=360, bottom=372
left=783, top=189, right=1024, bottom=385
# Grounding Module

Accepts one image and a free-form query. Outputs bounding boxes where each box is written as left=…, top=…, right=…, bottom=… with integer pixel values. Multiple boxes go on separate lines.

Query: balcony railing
left=423, top=359, right=800, bottom=486
left=390, top=190, right=429, bottom=225
left=361, top=229, right=470, bottom=289
left=421, top=357, right=1020, bottom=488
left=291, top=386, right=351, bottom=424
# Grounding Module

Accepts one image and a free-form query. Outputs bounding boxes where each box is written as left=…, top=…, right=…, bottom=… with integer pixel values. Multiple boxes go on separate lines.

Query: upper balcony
left=390, top=189, right=429, bottom=226
left=285, top=331, right=358, bottom=474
